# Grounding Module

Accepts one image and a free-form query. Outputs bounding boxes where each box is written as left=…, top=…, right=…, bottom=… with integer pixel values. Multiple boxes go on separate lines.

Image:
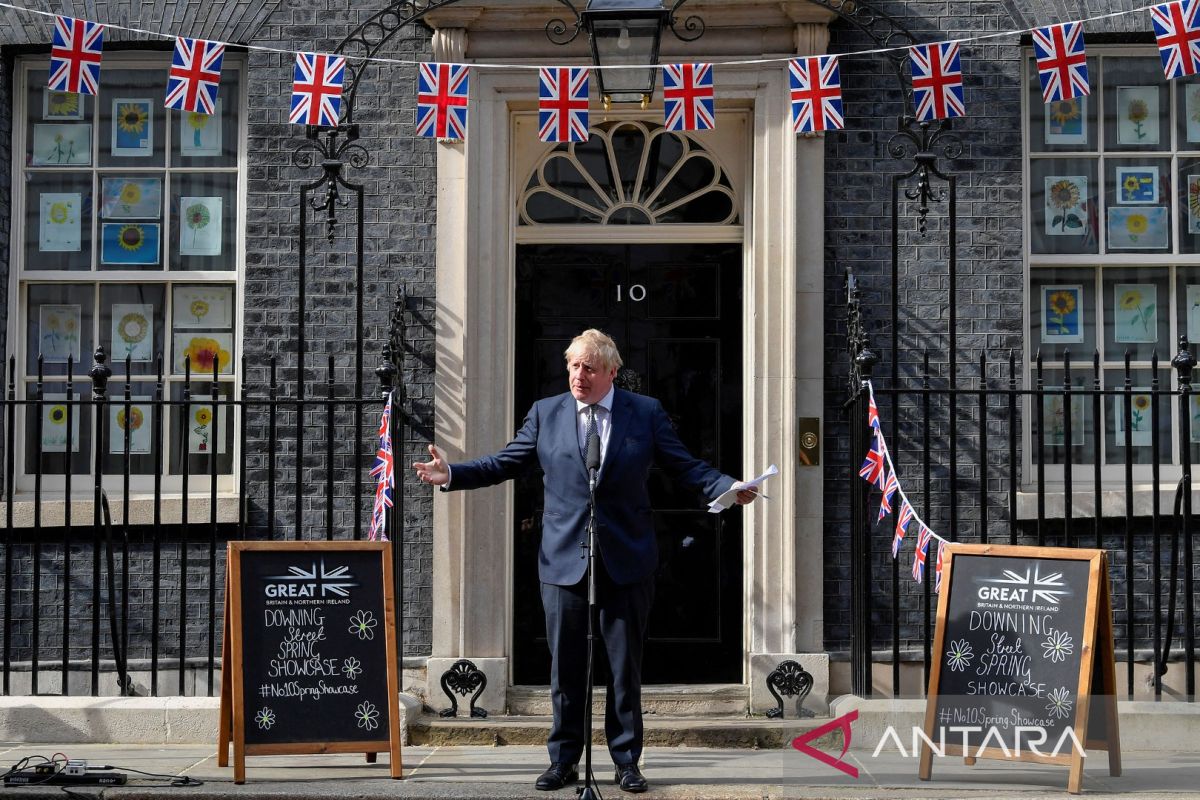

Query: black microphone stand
left=579, top=429, right=602, bottom=800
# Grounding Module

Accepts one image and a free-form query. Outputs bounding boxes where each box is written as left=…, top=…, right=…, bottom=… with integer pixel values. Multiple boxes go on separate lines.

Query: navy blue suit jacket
left=446, top=388, right=735, bottom=586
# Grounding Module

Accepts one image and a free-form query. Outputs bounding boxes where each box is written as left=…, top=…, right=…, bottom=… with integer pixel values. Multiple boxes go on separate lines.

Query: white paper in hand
left=708, top=464, right=779, bottom=513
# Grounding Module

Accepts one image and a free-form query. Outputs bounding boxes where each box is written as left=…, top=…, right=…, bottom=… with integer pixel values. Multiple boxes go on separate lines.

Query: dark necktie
left=583, top=405, right=597, bottom=460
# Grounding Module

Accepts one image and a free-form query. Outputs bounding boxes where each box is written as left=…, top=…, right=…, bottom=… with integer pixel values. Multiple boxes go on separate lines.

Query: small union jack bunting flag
left=878, top=469, right=899, bottom=522
left=1152, top=0, right=1200, bottom=79
left=912, top=524, right=934, bottom=583
left=859, top=434, right=887, bottom=489
left=368, top=394, right=394, bottom=541
left=909, top=42, right=965, bottom=121
left=789, top=55, right=844, bottom=133
left=1033, top=22, right=1089, bottom=103
left=49, top=16, right=104, bottom=96
left=417, top=62, right=470, bottom=140
left=663, top=63, right=715, bottom=132
left=290, top=52, right=346, bottom=127
left=539, top=67, right=590, bottom=143
left=934, top=540, right=947, bottom=592
left=867, top=386, right=881, bottom=430
left=165, top=37, right=225, bottom=115
left=893, top=501, right=915, bottom=558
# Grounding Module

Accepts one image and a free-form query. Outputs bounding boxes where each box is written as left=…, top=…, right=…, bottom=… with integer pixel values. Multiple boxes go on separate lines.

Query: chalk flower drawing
left=1046, top=687, right=1074, bottom=720
left=254, top=707, right=275, bottom=730
left=1041, top=629, right=1074, bottom=663
left=349, top=610, right=377, bottom=641
left=355, top=700, right=379, bottom=731
left=946, top=639, right=974, bottom=672
left=343, top=657, right=362, bottom=680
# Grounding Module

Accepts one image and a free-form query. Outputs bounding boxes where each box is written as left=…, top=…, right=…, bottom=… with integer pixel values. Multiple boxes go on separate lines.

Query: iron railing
left=0, top=345, right=405, bottom=697
left=846, top=270, right=1199, bottom=702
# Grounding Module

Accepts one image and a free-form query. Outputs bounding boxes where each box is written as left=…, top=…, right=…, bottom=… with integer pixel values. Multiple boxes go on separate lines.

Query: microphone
left=586, top=429, right=601, bottom=473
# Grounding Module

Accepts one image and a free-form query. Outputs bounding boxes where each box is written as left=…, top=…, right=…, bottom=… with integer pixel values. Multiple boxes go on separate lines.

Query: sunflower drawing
left=116, top=406, right=144, bottom=432
left=48, top=200, right=71, bottom=225
left=1127, top=98, right=1150, bottom=140
left=1119, top=287, right=1154, bottom=338
left=193, top=407, right=214, bottom=451
left=47, top=91, right=79, bottom=117
left=1050, top=98, right=1081, bottom=126
left=187, top=112, right=210, bottom=147
left=185, top=203, right=211, bottom=247
left=1047, top=179, right=1084, bottom=232
left=48, top=405, right=67, bottom=425
left=117, top=311, right=149, bottom=356
left=182, top=337, right=231, bottom=375
left=117, top=103, right=148, bottom=135
left=117, top=224, right=146, bottom=252
left=1046, top=289, right=1078, bottom=336
left=189, top=300, right=210, bottom=324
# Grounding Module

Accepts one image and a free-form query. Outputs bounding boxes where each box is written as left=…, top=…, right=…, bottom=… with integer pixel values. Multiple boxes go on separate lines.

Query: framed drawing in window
left=31, top=123, right=91, bottom=166
left=1041, top=285, right=1085, bottom=345
left=111, top=98, right=154, bottom=157
left=180, top=100, right=223, bottom=156
left=1045, top=96, right=1086, bottom=145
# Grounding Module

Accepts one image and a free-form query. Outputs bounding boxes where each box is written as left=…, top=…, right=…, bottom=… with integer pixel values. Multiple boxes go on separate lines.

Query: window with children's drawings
left=1026, top=49, right=1200, bottom=474
left=12, top=53, right=244, bottom=490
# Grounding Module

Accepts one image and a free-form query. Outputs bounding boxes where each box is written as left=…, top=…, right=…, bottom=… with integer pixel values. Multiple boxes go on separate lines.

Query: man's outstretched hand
left=733, top=483, right=759, bottom=505
left=413, top=444, right=450, bottom=486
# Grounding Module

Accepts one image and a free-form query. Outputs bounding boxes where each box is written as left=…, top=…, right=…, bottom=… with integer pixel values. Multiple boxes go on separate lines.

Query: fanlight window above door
left=519, top=121, right=739, bottom=225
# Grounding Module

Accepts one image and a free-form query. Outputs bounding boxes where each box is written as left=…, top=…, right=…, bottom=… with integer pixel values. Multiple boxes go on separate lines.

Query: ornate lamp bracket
left=294, top=123, right=370, bottom=243
left=887, top=117, right=962, bottom=236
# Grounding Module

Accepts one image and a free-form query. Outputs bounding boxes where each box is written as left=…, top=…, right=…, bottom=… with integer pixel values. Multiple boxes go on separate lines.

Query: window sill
left=0, top=494, right=240, bottom=528
left=1015, top=485, right=1193, bottom=520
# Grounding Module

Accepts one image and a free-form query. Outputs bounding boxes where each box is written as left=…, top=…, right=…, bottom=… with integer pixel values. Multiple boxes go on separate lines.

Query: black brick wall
left=0, top=0, right=438, bottom=673
left=821, top=0, right=1190, bottom=660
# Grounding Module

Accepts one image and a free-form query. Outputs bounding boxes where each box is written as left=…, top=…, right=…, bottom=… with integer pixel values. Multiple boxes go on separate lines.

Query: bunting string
left=11, top=0, right=1200, bottom=139
left=860, top=380, right=953, bottom=590
left=0, top=0, right=1177, bottom=72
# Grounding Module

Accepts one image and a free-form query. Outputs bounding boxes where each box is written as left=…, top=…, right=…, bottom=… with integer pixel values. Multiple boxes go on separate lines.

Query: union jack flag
left=789, top=55, right=844, bottom=133
left=867, top=386, right=881, bottom=430
left=893, top=501, right=915, bottom=558
left=1152, top=0, right=1200, bottom=79
left=290, top=52, right=346, bottom=127
left=417, top=62, right=470, bottom=140
left=912, top=524, right=934, bottom=583
left=878, top=469, right=899, bottom=522
left=1033, top=22, right=1090, bottom=103
left=934, top=541, right=947, bottom=592
left=539, top=67, right=590, bottom=143
left=909, top=42, right=965, bottom=121
left=49, top=16, right=104, bottom=96
left=369, top=395, right=394, bottom=541
left=663, top=63, right=715, bottom=132
left=165, top=37, right=225, bottom=115
left=859, top=435, right=886, bottom=489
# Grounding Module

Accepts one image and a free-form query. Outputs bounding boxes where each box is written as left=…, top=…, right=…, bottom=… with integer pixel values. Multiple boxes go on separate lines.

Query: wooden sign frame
left=918, top=543, right=1120, bottom=794
left=218, top=541, right=402, bottom=784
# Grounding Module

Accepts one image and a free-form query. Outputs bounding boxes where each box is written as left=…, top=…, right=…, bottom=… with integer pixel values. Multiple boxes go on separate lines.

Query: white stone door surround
left=424, top=3, right=834, bottom=714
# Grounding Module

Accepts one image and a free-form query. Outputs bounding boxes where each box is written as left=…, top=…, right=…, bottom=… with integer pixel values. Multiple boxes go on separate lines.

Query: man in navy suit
left=414, top=329, right=756, bottom=793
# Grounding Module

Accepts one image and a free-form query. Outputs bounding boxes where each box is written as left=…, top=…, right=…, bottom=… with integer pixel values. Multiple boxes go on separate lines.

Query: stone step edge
left=410, top=713, right=838, bottom=749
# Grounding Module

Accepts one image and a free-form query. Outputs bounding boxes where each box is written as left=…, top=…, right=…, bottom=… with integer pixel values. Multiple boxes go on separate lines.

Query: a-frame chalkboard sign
left=218, top=541, right=402, bottom=783
left=919, top=544, right=1120, bottom=794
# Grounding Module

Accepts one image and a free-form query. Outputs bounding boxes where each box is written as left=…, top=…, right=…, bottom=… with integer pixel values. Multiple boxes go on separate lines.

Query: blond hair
left=564, top=329, right=623, bottom=372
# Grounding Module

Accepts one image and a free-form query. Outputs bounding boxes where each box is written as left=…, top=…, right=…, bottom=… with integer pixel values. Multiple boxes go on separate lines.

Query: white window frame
left=1022, top=45, right=1200, bottom=492
left=6, top=52, right=247, bottom=499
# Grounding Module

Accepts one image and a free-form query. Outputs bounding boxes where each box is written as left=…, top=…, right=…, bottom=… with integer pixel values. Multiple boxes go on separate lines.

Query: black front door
left=512, top=242, right=743, bottom=685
